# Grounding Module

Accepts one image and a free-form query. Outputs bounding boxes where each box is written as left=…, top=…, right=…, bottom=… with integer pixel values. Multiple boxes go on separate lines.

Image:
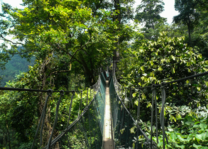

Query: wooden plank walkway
left=103, top=80, right=114, bottom=149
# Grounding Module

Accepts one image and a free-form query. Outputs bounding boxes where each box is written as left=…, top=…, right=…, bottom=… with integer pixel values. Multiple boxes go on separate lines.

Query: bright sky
left=161, top=0, right=179, bottom=24
left=0, top=0, right=25, bottom=11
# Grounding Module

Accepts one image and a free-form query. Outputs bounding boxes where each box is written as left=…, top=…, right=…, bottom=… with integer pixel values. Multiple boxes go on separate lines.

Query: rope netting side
left=110, top=62, right=157, bottom=149
left=37, top=73, right=106, bottom=149
left=110, top=76, right=155, bottom=149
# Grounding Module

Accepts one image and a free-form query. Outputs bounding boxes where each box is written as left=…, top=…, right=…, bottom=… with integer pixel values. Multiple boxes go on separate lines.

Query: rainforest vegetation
left=0, top=47, right=35, bottom=86
left=0, top=0, right=208, bottom=148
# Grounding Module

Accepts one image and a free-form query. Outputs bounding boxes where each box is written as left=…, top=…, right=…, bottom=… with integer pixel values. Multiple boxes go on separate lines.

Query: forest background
left=0, top=0, right=208, bottom=148
left=0, top=0, right=177, bottom=86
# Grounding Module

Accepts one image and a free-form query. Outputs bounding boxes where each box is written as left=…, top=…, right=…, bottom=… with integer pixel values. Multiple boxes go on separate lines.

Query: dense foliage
left=118, top=33, right=208, bottom=148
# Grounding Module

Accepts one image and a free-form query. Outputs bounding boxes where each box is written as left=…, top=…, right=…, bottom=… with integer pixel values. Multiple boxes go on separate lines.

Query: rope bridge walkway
left=1, top=65, right=208, bottom=149
left=103, top=80, right=113, bottom=149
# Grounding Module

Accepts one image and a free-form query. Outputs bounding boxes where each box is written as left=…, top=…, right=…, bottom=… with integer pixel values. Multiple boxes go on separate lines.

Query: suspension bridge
left=0, top=62, right=208, bottom=149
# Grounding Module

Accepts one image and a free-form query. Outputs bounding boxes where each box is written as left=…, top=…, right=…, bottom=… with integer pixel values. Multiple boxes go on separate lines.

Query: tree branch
left=0, top=34, right=24, bottom=45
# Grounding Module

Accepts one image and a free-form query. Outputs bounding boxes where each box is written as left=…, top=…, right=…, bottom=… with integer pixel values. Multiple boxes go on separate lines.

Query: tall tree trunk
left=188, top=22, right=192, bottom=46
left=188, top=27, right=191, bottom=45
left=113, top=0, right=121, bottom=69
left=37, top=57, right=54, bottom=147
left=114, top=0, right=121, bottom=24
left=78, top=52, right=96, bottom=85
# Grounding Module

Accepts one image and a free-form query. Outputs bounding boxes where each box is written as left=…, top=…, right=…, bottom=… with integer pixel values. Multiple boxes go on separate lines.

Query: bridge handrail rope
left=131, top=71, right=208, bottom=90
left=0, top=86, right=79, bottom=92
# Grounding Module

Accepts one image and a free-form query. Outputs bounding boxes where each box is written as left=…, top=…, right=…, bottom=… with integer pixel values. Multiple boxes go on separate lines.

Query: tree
left=135, top=0, right=166, bottom=40
left=173, top=0, right=200, bottom=45
left=191, top=0, right=208, bottom=59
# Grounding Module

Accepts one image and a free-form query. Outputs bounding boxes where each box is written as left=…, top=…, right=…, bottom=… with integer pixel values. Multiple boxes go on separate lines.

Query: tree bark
left=187, top=19, right=192, bottom=46
left=188, top=25, right=191, bottom=45
left=113, top=0, right=121, bottom=69
left=37, top=56, right=54, bottom=147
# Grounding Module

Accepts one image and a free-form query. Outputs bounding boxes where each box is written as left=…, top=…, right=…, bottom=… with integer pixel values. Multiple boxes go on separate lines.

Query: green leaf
left=171, top=55, right=175, bottom=60
left=150, top=61, right=154, bottom=66
left=176, top=113, right=182, bottom=119
left=170, top=132, right=177, bottom=141
left=158, top=66, right=163, bottom=71
left=197, top=87, right=201, bottom=91
left=130, top=126, right=136, bottom=134
left=199, top=123, right=207, bottom=130
left=195, top=133, right=208, bottom=141
left=170, top=115, right=176, bottom=122
left=120, top=128, right=125, bottom=134
left=134, top=100, right=138, bottom=106
left=146, top=102, right=152, bottom=108
left=172, top=67, right=175, bottom=73
left=132, top=93, right=137, bottom=98
left=140, top=66, right=144, bottom=71
left=177, top=135, right=186, bottom=142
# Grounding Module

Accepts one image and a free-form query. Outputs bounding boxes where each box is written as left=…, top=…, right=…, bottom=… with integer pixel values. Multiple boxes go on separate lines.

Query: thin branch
left=56, top=36, right=92, bottom=64
left=68, top=52, right=83, bottom=64
left=48, top=35, right=93, bottom=77
left=0, top=34, right=24, bottom=45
